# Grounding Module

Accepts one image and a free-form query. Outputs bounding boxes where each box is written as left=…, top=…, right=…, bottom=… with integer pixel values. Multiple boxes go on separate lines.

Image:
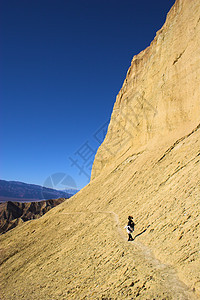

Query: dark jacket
left=128, top=219, right=135, bottom=231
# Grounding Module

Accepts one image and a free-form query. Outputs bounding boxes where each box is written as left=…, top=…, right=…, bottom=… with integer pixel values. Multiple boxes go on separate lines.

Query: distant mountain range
left=61, top=188, right=79, bottom=196
left=0, top=179, right=79, bottom=203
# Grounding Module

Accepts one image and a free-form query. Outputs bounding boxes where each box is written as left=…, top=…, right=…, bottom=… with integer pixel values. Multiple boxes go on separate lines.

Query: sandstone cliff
left=91, top=0, right=200, bottom=179
left=0, top=0, right=199, bottom=299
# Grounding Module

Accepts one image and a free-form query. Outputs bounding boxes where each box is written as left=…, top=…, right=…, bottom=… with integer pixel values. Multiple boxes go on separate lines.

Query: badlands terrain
left=0, top=199, right=65, bottom=233
left=0, top=0, right=200, bottom=299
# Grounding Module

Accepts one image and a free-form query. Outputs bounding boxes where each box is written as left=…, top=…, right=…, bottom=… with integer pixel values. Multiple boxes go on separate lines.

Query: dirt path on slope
left=62, top=210, right=197, bottom=299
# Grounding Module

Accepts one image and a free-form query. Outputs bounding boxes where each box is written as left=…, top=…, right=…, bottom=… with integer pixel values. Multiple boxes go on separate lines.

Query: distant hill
left=0, top=179, right=76, bottom=203
left=0, top=198, right=66, bottom=233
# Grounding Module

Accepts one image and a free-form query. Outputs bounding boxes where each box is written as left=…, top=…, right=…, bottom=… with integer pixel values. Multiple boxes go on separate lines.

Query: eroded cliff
left=0, top=199, right=65, bottom=233
left=92, top=0, right=200, bottom=179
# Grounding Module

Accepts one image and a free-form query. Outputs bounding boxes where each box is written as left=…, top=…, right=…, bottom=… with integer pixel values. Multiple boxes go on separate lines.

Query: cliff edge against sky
left=92, top=0, right=200, bottom=179
left=0, top=0, right=200, bottom=299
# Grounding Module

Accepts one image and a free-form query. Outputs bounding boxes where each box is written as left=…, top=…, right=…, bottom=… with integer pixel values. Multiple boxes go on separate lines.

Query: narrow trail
left=62, top=210, right=197, bottom=299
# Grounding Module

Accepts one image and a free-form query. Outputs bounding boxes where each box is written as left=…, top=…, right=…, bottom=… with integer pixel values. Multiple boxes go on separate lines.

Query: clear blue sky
left=1, top=0, right=175, bottom=190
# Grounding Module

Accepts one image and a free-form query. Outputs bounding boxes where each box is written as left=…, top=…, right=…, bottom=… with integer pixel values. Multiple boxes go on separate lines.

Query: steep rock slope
left=0, top=0, right=200, bottom=299
left=92, top=0, right=200, bottom=179
left=0, top=128, right=199, bottom=299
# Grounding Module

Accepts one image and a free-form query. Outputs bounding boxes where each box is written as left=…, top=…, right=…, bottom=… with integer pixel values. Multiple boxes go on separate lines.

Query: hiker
left=125, top=216, right=135, bottom=241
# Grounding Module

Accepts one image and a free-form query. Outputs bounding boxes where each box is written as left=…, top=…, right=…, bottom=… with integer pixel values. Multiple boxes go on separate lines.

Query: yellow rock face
left=0, top=0, right=200, bottom=299
left=92, top=0, right=200, bottom=179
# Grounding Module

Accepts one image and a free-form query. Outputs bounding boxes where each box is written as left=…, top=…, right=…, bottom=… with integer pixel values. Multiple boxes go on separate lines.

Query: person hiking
left=125, top=216, right=135, bottom=241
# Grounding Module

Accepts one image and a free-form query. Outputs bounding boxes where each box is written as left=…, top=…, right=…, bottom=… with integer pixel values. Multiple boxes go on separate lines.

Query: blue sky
left=1, top=0, right=175, bottom=190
